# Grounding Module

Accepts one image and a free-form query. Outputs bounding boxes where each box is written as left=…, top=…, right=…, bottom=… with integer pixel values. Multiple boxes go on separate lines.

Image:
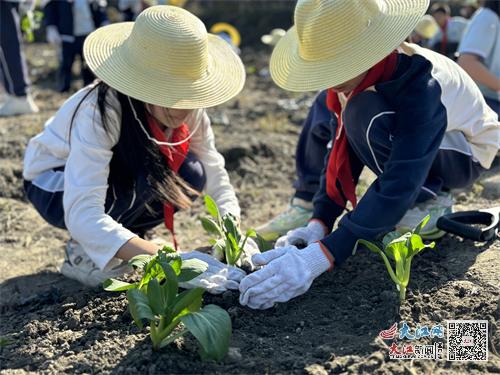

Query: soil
left=0, top=44, right=499, bottom=375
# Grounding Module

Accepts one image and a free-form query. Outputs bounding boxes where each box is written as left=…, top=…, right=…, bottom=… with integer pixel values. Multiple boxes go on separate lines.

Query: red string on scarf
left=146, top=113, right=191, bottom=250
left=325, top=51, right=398, bottom=209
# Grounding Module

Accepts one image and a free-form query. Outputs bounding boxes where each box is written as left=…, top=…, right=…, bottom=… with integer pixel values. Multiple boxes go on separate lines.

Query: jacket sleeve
left=43, top=0, right=58, bottom=27
left=188, top=110, right=241, bottom=219
left=63, top=93, right=137, bottom=270
left=320, top=70, right=448, bottom=266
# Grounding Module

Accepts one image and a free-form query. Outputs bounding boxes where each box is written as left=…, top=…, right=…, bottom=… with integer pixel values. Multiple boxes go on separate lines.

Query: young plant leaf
left=147, top=278, right=166, bottom=316
left=227, top=233, right=240, bottom=266
left=413, top=214, right=431, bottom=235
left=103, top=278, right=137, bottom=292
left=157, top=260, right=179, bottom=307
left=223, top=215, right=240, bottom=241
left=200, top=217, right=223, bottom=237
left=171, top=288, right=204, bottom=318
left=180, top=304, right=231, bottom=361
left=204, top=195, right=220, bottom=220
left=127, top=289, right=156, bottom=329
left=129, top=254, right=153, bottom=270
left=255, top=233, right=273, bottom=252
left=178, top=259, right=208, bottom=283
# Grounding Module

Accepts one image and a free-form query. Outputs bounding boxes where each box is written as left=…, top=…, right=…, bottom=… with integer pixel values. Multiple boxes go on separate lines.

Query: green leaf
left=414, top=214, right=431, bottom=235
left=178, top=259, right=208, bottom=282
left=157, top=260, right=178, bottom=307
left=147, top=278, right=165, bottom=316
left=200, top=217, right=223, bottom=237
left=382, top=231, right=403, bottom=248
left=255, top=233, right=273, bottom=252
left=204, top=195, right=220, bottom=220
left=245, top=229, right=257, bottom=238
left=227, top=233, right=240, bottom=265
left=129, top=254, right=153, bottom=270
left=357, top=239, right=383, bottom=254
left=180, top=304, right=231, bottom=361
left=172, top=288, right=204, bottom=318
left=223, top=215, right=240, bottom=241
left=127, top=289, right=156, bottom=329
left=103, top=278, right=137, bottom=292
left=159, top=245, right=177, bottom=254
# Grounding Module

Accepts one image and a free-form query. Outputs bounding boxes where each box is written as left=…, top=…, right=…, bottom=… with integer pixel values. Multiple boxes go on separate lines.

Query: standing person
left=241, top=0, right=499, bottom=310
left=23, top=6, right=256, bottom=291
left=458, top=0, right=500, bottom=116
left=429, top=2, right=469, bottom=59
left=43, top=0, right=108, bottom=92
left=0, top=0, right=39, bottom=116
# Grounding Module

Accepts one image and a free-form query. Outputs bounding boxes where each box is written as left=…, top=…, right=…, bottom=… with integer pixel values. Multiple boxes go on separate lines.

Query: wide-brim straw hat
left=83, top=6, right=245, bottom=109
left=270, top=0, right=429, bottom=92
left=415, top=15, right=439, bottom=40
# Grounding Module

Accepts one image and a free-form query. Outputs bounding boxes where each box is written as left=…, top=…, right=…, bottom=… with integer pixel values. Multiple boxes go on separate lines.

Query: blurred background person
left=458, top=0, right=500, bottom=116
left=0, top=0, right=39, bottom=116
left=43, top=0, right=108, bottom=93
left=429, top=2, right=469, bottom=59
left=408, top=14, right=439, bottom=47
left=460, top=0, right=479, bottom=19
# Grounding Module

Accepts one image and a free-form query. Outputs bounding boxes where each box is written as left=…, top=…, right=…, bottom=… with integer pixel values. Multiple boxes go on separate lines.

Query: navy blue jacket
left=314, top=52, right=450, bottom=266
left=44, top=0, right=107, bottom=38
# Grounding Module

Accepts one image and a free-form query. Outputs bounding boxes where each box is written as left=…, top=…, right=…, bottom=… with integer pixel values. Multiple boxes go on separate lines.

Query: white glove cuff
left=306, top=220, right=327, bottom=241
left=302, top=243, right=331, bottom=279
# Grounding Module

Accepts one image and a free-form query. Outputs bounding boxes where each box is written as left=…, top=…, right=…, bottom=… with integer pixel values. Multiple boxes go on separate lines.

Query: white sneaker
left=0, top=94, right=39, bottom=117
left=60, top=240, right=132, bottom=287
left=397, top=192, right=454, bottom=239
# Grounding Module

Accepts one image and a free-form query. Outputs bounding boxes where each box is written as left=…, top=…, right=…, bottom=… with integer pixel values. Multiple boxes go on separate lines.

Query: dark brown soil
left=0, top=44, right=499, bottom=375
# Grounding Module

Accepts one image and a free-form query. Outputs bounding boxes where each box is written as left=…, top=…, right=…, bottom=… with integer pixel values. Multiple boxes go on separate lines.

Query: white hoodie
left=23, top=85, right=240, bottom=269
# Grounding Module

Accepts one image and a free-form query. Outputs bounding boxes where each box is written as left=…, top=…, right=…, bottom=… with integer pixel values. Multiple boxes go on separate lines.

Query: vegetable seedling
left=354, top=215, right=436, bottom=303
left=200, top=195, right=270, bottom=266
left=104, top=246, right=231, bottom=360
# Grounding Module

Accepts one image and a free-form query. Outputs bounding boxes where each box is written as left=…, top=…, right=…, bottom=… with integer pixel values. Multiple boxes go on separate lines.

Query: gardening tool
left=436, top=206, right=500, bottom=242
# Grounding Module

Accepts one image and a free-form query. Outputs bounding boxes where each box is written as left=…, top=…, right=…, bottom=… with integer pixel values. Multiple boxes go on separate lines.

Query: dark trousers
left=59, top=36, right=94, bottom=92
left=0, top=1, right=30, bottom=96
left=24, top=152, right=207, bottom=234
left=485, top=97, right=499, bottom=118
left=295, top=91, right=483, bottom=203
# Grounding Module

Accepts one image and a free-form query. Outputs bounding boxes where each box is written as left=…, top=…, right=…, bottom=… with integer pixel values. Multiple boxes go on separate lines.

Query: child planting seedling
left=200, top=195, right=271, bottom=267
left=104, top=247, right=232, bottom=360
left=355, top=216, right=436, bottom=303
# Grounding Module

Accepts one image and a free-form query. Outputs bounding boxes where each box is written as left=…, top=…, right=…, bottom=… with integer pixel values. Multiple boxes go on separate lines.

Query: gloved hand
left=275, top=220, right=327, bottom=248
left=239, top=242, right=333, bottom=309
left=235, top=237, right=261, bottom=271
left=179, top=251, right=246, bottom=295
left=46, top=25, right=61, bottom=45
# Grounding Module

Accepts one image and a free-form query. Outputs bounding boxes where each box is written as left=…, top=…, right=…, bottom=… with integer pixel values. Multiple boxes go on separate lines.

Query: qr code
left=447, top=320, right=488, bottom=361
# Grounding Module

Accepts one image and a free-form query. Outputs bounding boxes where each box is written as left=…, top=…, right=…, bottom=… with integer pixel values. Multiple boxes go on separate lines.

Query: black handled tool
left=436, top=206, right=500, bottom=242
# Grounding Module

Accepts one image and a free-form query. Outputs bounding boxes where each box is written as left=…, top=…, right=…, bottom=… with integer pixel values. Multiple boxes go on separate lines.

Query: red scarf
left=146, top=113, right=191, bottom=250
left=325, top=51, right=398, bottom=209
left=439, top=17, right=450, bottom=55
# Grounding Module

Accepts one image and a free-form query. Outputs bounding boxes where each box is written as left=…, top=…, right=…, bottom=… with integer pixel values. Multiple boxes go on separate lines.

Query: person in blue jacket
left=43, top=0, right=108, bottom=92
left=241, top=0, right=499, bottom=310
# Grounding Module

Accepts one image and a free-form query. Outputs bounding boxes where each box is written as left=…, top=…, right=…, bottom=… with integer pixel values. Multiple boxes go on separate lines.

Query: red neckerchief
left=146, top=113, right=191, bottom=250
left=440, top=17, right=450, bottom=55
left=325, top=51, right=398, bottom=209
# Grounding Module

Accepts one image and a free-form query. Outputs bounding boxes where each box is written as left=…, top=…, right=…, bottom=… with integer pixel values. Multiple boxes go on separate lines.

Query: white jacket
left=23, top=85, right=240, bottom=269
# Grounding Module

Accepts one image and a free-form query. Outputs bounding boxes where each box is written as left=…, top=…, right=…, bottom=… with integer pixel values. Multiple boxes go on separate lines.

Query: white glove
left=239, top=243, right=332, bottom=309
left=179, top=251, right=246, bottom=295
left=46, top=25, right=61, bottom=45
left=19, top=0, right=35, bottom=14
left=235, top=237, right=261, bottom=271
left=275, top=220, right=326, bottom=248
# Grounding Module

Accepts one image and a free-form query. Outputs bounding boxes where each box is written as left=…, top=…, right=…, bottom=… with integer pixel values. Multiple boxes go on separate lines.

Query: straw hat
left=261, top=28, right=286, bottom=46
left=83, top=6, right=245, bottom=109
left=270, top=0, right=429, bottom=92
left=414, top=15, right=439, bottom=40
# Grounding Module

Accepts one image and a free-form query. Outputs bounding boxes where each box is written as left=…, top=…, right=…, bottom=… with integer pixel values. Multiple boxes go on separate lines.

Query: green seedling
left=21, top=11, right=44, bottom=43
left=200, top=195, right=270, bottom=266
left=104, top=247, right=231, bottom=360
left=354, top=215, right=436, bottom=303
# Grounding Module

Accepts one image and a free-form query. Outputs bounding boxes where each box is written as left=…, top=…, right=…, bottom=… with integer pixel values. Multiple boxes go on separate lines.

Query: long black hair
left=70, top=81, right=197, bottom=211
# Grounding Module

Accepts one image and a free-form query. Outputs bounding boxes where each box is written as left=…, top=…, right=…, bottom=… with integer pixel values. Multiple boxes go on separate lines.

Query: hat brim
left=83, top=23, right=245, bottom=109
left=270, top=0, right=429, bottom=92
